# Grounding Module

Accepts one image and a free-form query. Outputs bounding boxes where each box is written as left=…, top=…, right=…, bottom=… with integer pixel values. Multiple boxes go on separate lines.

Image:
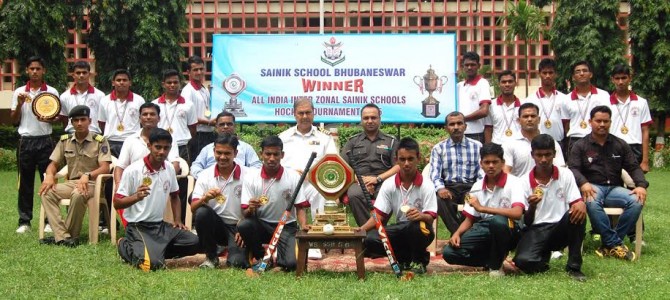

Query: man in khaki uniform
left=39, top=105, right=112, bottom=247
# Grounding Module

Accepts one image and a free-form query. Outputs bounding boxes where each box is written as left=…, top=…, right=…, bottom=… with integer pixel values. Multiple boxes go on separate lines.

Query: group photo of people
left=8, top=49, right=650, bottom=283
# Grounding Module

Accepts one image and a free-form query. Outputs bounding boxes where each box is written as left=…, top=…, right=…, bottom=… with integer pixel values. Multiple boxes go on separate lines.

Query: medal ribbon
left=163, top=100, right=180, bottom=130
left=614, top=96, right=631, bottom=130
left=576, top=93, right=592, bottom=125
left=113, top=99, right=129, bottom=127
left=400, top=184, right=414, bottom=207
left=500, top=102, right=516, bottom=132
left=537, top=89, right=556, bottom=124
left=216, top=165, right=238, bottom=195
left=261, top=177, right=277, bottom=196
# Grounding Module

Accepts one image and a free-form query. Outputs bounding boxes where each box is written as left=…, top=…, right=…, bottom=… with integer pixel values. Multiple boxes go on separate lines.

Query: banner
left=211, top=34, right=457, bottom=123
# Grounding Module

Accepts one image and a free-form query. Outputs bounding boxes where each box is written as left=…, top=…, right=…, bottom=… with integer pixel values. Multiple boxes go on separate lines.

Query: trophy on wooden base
left=413, top=65, right=448, bottom=118
left=307, top=154, right=356, bottom=235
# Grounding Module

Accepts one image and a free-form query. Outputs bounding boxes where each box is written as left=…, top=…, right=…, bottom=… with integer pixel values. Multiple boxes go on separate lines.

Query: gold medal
left=533, top=187, right=544, bottom=198
left=544, top=120, right=552, bottom=129
left=258, top=194, right=269, bottom=205
left=204, top=110, right=211, bottom=118
left=117, top=124, right=124, bottom=132
left=167, top=127, right=173, bottom=134
left=142, top=177, right=152, bottom=186
left=464, top=193, right=472, bottom=203
left=24, top=96, right=32, bottom=104
left=621, top=126, right=629, bottom=135
left=579, top=121, right=587, bottom=129
left=216, top=195, right=226, bottom=204
left=505, top=128, right=513, bottom=137
left=400, top=205, right=410, bottom=213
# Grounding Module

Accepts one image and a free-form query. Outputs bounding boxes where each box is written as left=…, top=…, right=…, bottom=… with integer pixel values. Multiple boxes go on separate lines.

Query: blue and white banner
left=211, top=34, right=457, bottom=123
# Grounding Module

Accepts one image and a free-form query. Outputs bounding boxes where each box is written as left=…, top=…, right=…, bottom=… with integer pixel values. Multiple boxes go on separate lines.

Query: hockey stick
left=354, top=172, right=408, bottom=279
left=255, top=152, right=317, bottom=273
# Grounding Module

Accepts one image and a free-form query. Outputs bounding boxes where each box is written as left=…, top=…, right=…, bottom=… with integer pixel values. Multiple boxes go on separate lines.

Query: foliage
left=0, top=0, right=87, bottom=91
left=0, top=148, right=17, bottom=171
left=1, top=170, right=670, bottom=298
left=0, top=124, right=65, bottom=150
left=548, top=0, right=627, bottom=91
left=87, top=0, right=188, bottom=99
left=497, top=1, right=546, bottom=96
left=628, top=0, right=670, bottom=112
left=531, top=0, right=552, bottom=8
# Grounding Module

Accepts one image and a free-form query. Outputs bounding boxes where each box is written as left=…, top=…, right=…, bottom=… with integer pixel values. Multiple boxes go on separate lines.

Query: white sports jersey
left=11, top=82, right=59, bottom=136
left=116, top=156, right=179, bottom=223
left=192, top=164, right=246, bottom=225
left=524, top=88, right=569, bottom=141
left=463, top=172, right=525, bottom=220
left=181, top=81, right=213, bottom=133
left=98, top=91, right=145, bottom=142
left=608, top=92, right=653, bottom=144
left=116, top=131, right=180, bottom=169
left=521, top=166, right=582, bottom=225
left=486, top=96, right=522, bottom=145
left=503, top=135, right=565, bottom=177
left=153, top=95, right=197, bottom=146
left=563, top=86, right=610, bottom=138
left=241, top=166, right=308, bottom=223
left=374, top=171, right=437, bottom=223
left=458, top=75, right=492, bottom=134
left=59, top=85, right=105, bottom=134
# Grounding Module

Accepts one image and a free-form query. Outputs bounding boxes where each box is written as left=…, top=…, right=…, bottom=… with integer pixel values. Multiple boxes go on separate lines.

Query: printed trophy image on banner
left=414, top=65, right=448, bottom=118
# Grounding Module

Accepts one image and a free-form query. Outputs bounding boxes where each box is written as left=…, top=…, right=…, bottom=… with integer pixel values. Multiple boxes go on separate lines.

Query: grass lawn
left=0, top=170, right=668, bottom=299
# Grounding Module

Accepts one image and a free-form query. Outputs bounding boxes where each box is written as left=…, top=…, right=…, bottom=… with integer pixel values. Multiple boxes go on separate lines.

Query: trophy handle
left=437, top=76, right=449, bottom=93
left=413, top=75, right=425, bottom=94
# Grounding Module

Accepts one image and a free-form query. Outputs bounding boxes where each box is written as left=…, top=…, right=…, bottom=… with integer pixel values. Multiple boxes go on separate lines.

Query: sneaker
left=308, top=248, right=323, bottom=260
left=16, top=224, right=31, bottom=234
left=550, top=251, right=564, bottom=260
left=489, top=269, right=505, bottom=278
left=595, top=246, right=609, bottom=258
left=199, top=257, right=220, bottom=269
left=44, top=224, right=53, bottom=233
left=251, top=260, right=273, bottom=272
left=566, top=269, right=587, bottom=282
left=408, top=261, right=427, bottom=274
left=99, top=226, right=109, bottom=235
left=608, top=245, right=636, bottom=261
left=632, top=239, right=647, bottom=247
left=399, top=261, right=412, bottom=271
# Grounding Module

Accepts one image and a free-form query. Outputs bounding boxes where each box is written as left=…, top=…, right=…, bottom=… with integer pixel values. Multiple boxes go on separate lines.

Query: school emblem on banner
left=321, top=37, right=345, bottom=67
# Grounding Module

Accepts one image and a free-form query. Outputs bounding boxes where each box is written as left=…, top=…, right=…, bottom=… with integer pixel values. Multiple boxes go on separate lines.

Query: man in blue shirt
left=191, top=112, right=261, bottom=179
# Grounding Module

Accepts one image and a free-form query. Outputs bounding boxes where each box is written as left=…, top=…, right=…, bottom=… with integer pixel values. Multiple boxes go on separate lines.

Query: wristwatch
left=83, top=172, right=91, bottom=178
left=376, top=176, right=383, bottom=184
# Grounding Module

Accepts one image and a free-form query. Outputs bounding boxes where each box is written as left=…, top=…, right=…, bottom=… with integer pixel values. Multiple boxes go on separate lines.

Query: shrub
left=0, top=148, right=17, bottom=171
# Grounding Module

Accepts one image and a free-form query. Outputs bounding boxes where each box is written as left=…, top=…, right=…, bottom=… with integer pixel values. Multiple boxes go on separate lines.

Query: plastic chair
left=110, top=157, right=194, bottom=244
left=38, top=157, right=116, bottom=244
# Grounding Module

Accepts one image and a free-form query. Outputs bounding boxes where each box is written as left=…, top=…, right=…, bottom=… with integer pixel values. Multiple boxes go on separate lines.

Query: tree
left=88, top=0, right=187, bottom=100
left=497, top=1, right=546, bottom=96
left=548, top=0, right=626, bottom=91
left=629, top=0, right=670, bottom=112
left=0, top=0, right=86, bottom=91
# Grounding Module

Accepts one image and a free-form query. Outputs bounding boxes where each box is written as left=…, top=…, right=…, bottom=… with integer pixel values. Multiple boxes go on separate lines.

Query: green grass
left=0, top=171, right=669, bottom=299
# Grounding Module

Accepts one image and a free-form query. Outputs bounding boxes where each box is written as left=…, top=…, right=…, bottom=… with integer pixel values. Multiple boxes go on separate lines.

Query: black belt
left=20, top=135, right=51, bottom=140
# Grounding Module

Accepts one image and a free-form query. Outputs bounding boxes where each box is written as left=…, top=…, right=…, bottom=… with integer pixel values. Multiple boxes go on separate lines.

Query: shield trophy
left=32, top=93, right=61, bottom=120
left=307, top=154, right=356, bottom=234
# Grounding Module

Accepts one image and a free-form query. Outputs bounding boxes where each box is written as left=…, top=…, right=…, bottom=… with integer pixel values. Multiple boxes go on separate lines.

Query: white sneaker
left=44, top=224, right=53, bottom=233
left=99, top=226, right=109, bottom=235
left=489, top=269, right=505, bottom=278
left=550, top=251, right=564, bottom=260
left=16, top=224, right=31, bottom=234
left=308, top=248, right=323, bottom=260
left=199, top=257, right=220, bottom=269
